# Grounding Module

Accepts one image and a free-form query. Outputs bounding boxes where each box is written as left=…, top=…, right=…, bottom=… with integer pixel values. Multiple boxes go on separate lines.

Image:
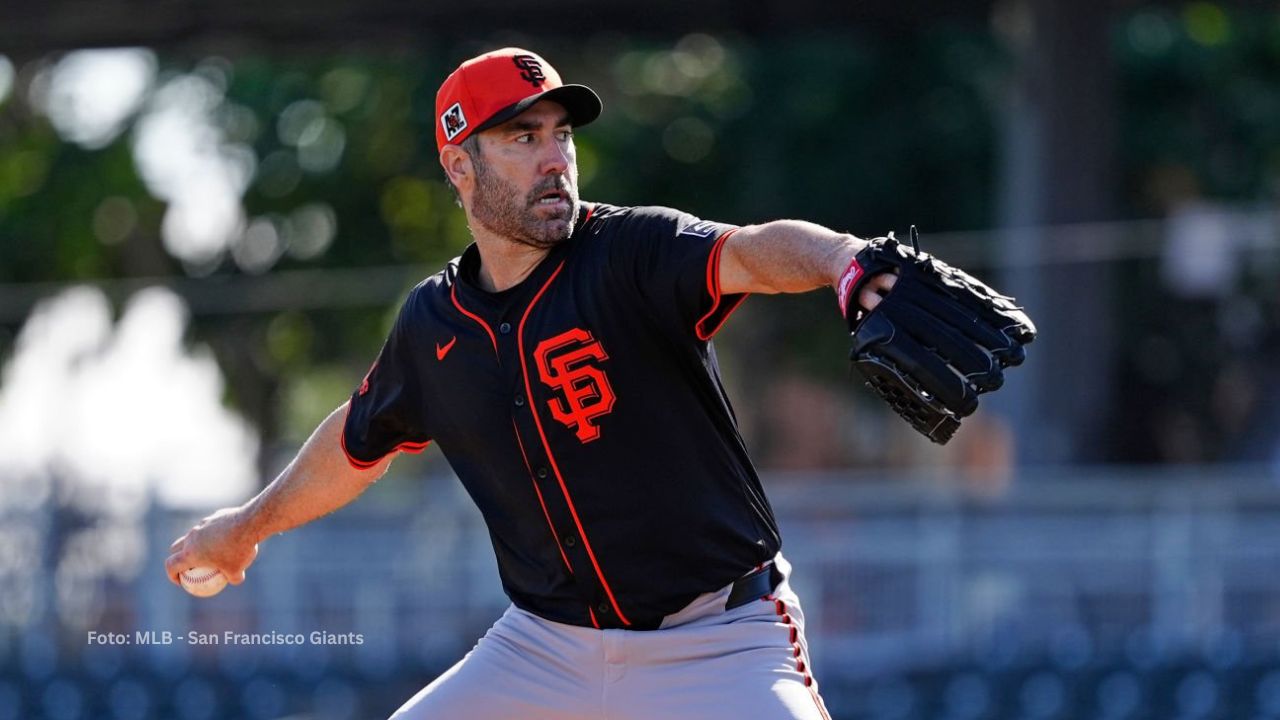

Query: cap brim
left=472, top=84, right=602, bottom=136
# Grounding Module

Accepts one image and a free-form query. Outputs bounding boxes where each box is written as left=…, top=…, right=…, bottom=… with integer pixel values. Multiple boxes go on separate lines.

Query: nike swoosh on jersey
left=436, top=336, right=457, bottom=360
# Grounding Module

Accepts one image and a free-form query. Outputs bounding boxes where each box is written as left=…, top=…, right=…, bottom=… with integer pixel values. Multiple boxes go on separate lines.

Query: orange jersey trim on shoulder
left=339, top=401, right=430, bottom=471
left=695, top=228, right=750, bottom=341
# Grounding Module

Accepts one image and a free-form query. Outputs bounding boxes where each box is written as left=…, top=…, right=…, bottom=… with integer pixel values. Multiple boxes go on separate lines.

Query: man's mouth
left=534, top=189, right=570, bottom=208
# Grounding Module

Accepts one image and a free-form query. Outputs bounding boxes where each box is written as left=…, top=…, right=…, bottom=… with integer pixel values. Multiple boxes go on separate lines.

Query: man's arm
left=718, top=220, right=893, bottom=309
left=164, top=402, right=393, bottom=587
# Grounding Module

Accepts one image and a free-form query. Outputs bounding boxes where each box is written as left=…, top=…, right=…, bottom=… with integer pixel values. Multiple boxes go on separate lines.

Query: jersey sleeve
left=341, top=294, right=432, bottom=468
left=613, top=206, right=749, bottom=341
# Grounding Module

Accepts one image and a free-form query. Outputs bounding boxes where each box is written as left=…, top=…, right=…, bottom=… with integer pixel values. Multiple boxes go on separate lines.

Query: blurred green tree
left=3, top=13, right=1275, bottom=471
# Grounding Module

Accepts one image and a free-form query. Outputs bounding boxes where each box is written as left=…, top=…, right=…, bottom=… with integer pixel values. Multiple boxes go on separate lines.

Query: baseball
left=179, top=566, right=228, bottom=598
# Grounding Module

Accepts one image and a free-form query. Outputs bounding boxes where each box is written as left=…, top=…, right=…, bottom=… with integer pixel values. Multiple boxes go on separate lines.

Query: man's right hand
left=160, top=403, right=394, bottom=592
left=164, top=506, right=260, bottom=588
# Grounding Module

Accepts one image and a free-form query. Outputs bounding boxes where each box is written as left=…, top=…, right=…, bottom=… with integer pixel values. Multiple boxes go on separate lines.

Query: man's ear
left=440, top=143, right=474, bottom=191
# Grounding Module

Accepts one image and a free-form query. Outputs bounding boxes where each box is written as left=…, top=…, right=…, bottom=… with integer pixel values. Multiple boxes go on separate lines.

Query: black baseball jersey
left=342, top=203, right=781, bottom=630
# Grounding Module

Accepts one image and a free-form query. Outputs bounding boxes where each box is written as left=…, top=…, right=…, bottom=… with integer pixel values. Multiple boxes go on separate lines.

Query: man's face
left=467, top=101, right=579, bottom=249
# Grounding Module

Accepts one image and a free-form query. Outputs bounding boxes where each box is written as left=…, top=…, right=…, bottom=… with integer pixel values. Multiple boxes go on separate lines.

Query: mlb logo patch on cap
left=440, top=102, right=468, bottom=142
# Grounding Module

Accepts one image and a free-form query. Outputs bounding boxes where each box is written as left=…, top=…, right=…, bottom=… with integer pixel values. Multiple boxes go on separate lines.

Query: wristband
left=835, top=256, right=864, bottom=318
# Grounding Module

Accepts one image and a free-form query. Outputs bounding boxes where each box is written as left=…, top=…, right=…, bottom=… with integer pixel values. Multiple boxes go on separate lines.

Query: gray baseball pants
left=388, top=554, right=831, bottom=720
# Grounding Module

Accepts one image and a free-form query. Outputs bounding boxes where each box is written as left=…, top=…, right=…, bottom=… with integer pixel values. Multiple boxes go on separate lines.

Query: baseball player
left=166, top=48, right=1033, bottom=719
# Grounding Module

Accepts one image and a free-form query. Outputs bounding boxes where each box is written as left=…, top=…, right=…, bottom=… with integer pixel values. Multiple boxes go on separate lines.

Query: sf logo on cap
left=441, top=102, right=468, bottom=141
left=512, top=55, right=546, bottom=88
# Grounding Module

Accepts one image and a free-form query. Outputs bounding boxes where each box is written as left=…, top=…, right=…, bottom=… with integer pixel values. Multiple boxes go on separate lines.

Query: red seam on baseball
left=183, top=569, right=219, bottom=583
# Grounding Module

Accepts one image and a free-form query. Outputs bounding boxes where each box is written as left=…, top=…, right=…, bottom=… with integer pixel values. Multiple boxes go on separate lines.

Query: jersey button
left=499, top=322, right=512, bottom=334
left=514, top=395, right=525, bottom=407
left=596, top=602, right=610, bottom=615
left=537, top=467, right=548, bottom=479
left=563, top=535, right=576, bottom=547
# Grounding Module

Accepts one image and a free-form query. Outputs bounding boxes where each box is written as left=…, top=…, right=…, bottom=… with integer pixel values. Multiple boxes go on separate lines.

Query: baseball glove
left=839, top=228, right=1036, bottom=444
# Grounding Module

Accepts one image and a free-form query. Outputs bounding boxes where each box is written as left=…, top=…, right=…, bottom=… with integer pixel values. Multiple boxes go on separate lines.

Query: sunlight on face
left=467, top=102, right=579, bottom=249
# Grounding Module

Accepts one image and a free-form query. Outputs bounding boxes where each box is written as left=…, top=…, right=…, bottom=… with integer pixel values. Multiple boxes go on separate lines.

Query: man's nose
left=540, top=139, right=570, bottom=175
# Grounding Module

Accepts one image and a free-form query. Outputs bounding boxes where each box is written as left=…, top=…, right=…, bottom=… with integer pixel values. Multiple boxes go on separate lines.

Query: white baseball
left=179, top=566, right=228, bottom=598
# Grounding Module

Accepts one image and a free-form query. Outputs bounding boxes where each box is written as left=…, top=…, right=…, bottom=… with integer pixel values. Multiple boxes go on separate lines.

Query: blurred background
left=1, top=0, right=1279, bottom=718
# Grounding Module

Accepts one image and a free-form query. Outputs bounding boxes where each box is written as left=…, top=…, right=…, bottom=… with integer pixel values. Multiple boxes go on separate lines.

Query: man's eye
left=516, top=134, right=534, bottom=144
left=557, top=130, right=574, bottom=141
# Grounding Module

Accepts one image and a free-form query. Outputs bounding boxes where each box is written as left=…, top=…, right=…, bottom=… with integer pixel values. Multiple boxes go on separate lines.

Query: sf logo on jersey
left=512, top=55, right=546, bottom=88
left=534, top=328, right=615, bottom=443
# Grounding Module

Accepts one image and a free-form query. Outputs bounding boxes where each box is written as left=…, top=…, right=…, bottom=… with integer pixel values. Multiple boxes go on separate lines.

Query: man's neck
left=470, top=231, right=554, bottom=293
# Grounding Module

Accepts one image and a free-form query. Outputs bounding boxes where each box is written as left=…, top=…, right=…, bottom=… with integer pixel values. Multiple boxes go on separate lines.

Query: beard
left=470, top=157, right=579, bottom=249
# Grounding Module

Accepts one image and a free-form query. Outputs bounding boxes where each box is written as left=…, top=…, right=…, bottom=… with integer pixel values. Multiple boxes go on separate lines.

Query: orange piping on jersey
left=518, top=260, right=632, bottom=627
left=338, top=401, right=430, bottom=471
left=588, top=606, right=600, bottom=629
left=450, top=284, right=499, bottom=359
left=695, top=228, right=750, bottom=341
left=512, top=418, right=575, bottom=574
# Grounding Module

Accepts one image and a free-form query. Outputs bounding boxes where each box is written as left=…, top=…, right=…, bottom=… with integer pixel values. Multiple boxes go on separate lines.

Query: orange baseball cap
left=435, top=48, right=602, bottom=151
